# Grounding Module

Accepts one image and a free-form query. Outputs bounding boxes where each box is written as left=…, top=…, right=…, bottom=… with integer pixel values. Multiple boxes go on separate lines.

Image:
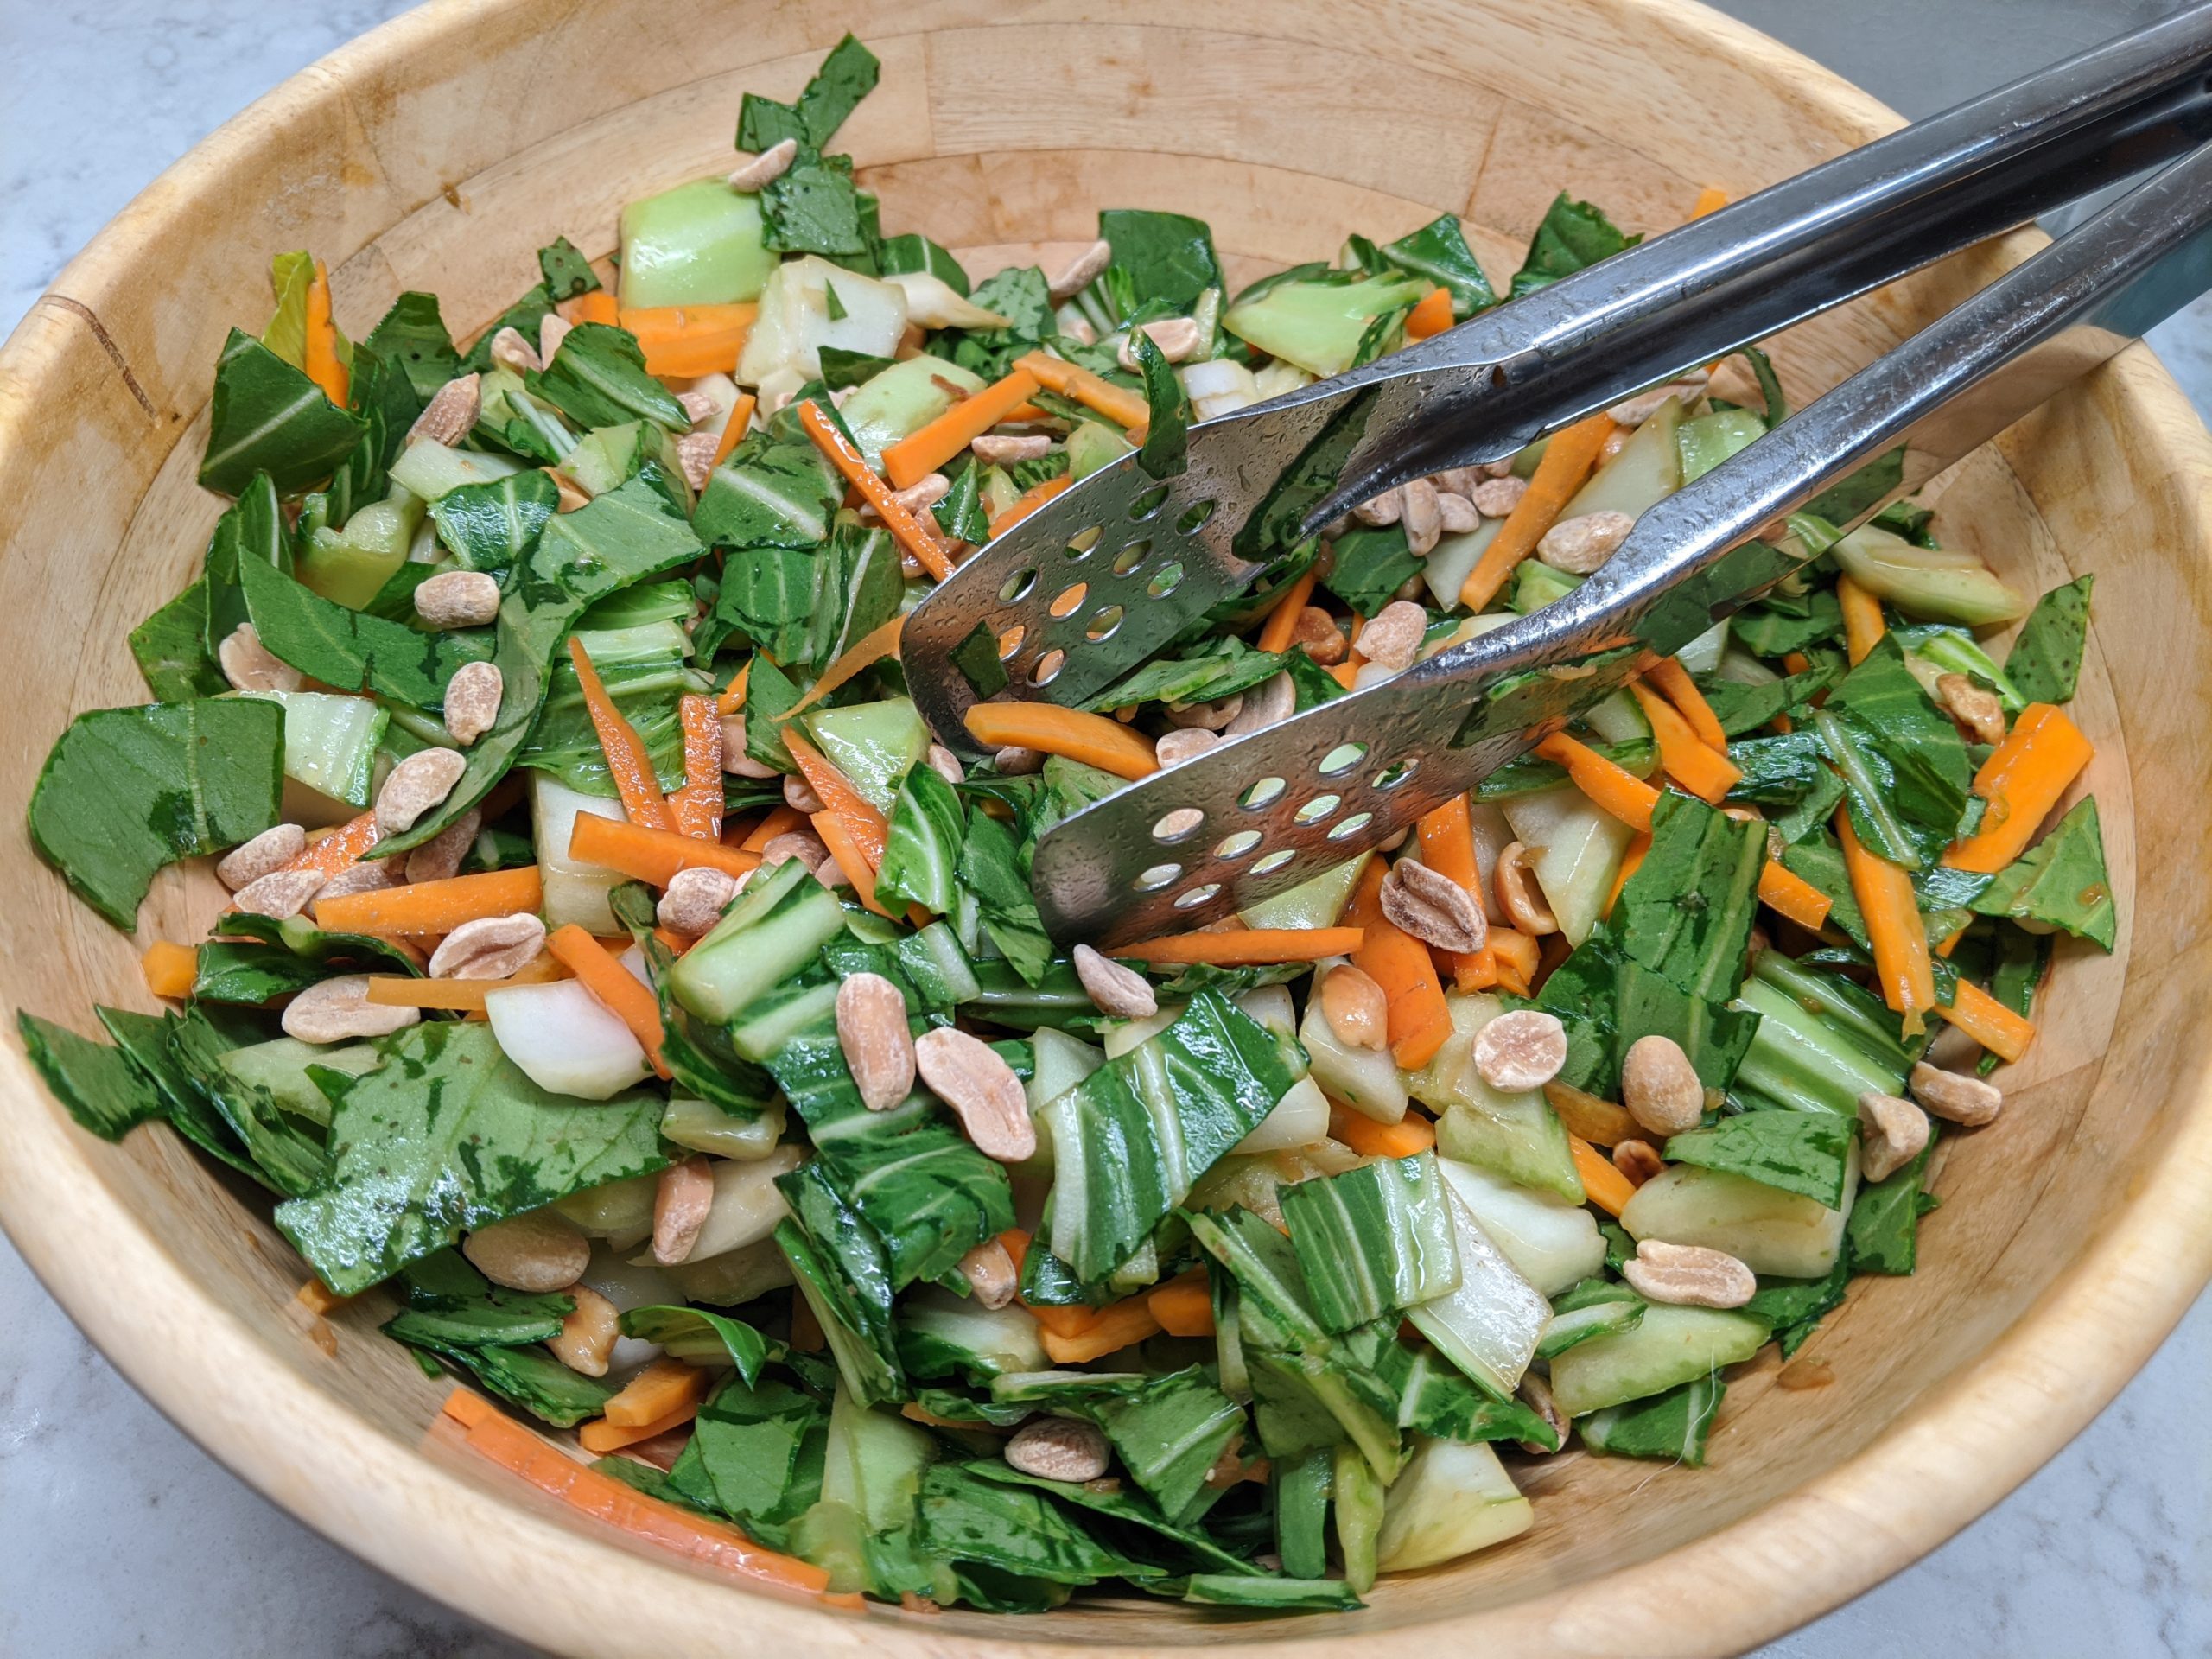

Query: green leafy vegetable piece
left=933, top=461, right=989, bottom=544
left=1128, top=327, right=1190, bottom=480
left=1663, top=1109, right=1854, bottom=1209
left=518, top=619, right=696, bottom=796
left=18, top=1012, right=168, bottom=1140
left=818, top=345, right=896, bottom=389
left=397, top=1328, right=616, bottom=1427
left=959, top=809, right=1055, bottom=986
left=1183, top=1574, right=1363, bottom=1611
left=619, top=1306, right=772, bottom=1382
left=129, top=582, right=226, bottom=702
left=27, top=698, right=283, bottom=930
left=1965, top=796, right=2113, bottom=949
left=525, top=322, right=689, bottom=431
left=737, top=33, right=880, bottom=151
left=776, top=1180, right=906, bottom=1408
left=537, top=235, right=600, bottom=302
left=201, top=473, right=290, bottom=655
left=944, top=266, right=1054, bottom=380
left=261, top=251, right=335, bottom=371
left=1731, top=590, right=1842, bottom=657
left=1695, top=660, right=1838, bottom=738
left=1087, top=636, right=1288, bottom=713
left=760, top=150, right=870, bottom=258
left=1613, top=791, right=1764, bottom=1006
left=1804, top=445, right=1904, bottom=526
left=238, top=552, right=488, bottom=710
left=1099, top=208, right=1224, bottom=312
left=692, top=427, right=840, bottom=550
left=198, top=327, right=366, bottom=495
left=683, top=1373, right=829, bottom=1548
left=362, top=292, right=461, bottom=404
left=743, top=653, right=804, bottom=773
left=2004, top=574, right=2094, bottom=705
left=1369, top=215, right=1496, bottom=317
left=968, top=1463, right=1260, bottom=1577
left=917, top=1463, right=1158, bottom=1585
left=1510, top=193, right=1637, bottom=298
left=879, top=232, right=970, bottom=293
left=1578, top=1376, right=1724, bottom=1465
left=1815, top=635, right=1974, bottom=868
left=371, top=476, right=705, bottom=857
left=1847, top=1129, right=1940, bottom=1274
left=321, top=345, right=422, bottom=529
left=165, top=1007, right=333, bottom=1197
left=429, top=469, right=559, bottom=581
left=1280, top=1153, right=1461, bottom=1332
left=274, top=1022, right=669, bottom=1294
left=1322, top=524, right=1423, bottom=616
left=878, top=761, right=967, bottom=914
left=459, top=284, right=556, bottom=376
left=387, top=1249, right=572, bottom=1346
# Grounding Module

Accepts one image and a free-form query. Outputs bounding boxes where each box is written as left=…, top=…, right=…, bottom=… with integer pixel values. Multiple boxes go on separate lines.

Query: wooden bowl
left=3, top=1, right=2209, bottom=1652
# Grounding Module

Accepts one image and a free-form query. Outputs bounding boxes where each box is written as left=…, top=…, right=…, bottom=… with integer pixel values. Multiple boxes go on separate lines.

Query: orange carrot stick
left=1404, top=286, right=1454, bottom=341
left=779, top=730, right=888, bottom=866
left=1757, top=858, right=1833, bottom=932
left=881, top=368, right=1041, bottom=489
left=796, top=401, right=952, bottom=581
left=601, top=1357, right=708, bottom=1427
left=1629, top=680, right=1742, bottom=804
left=1837, top=575, right=1885, bottom=665
left=1605, top=831, right=1653, bottom=920
left=784, top=614, right=903, bottom=720
left=1942, top=702, right=2093, bottom=874
left=1937, top=979, right=2037, bottom=1064
left=440, top=1391, right=830, bottom=1595
left=811, top=809, right=893, bottom=918
left=364, top=957, right=566, bottom=1012
left=1039, top=1298, right=1163, bottom=1364
left=962, top=702, right=1158, bottom=779
left=278, top=810, right=381, bottom=880
left=709, top=391, right=757, bottom=470
left=578, top=1398, right=701, bottom=1454
left=716, top=659, right=751, bottom=718
left=1544, top=1080, right=1639, bottom=1148
left=1535, top=732, right=1659, bottom=832
left=1836, top=810, right=1936, bottom=1035
left=1023, top=1301, right=1099, bottom=1340
left=569, top=636, right=674, bottom=833
left=1328, top=1097, right=1437, bottom=1159
left=1014, top=350, right=1150, bottom=428
left=667, top=696, right=725, bottom=841
left=1569, top=1135, right=1637, bottom=1217
left=302, top=259, right=349, bottom=408
left=141, top=940, right=197, bottom=999
left=1459, top=413, right=1616, bottom=610
left=1255, top=566, right=1320, bottom=654
left=546, top=924, right=671, bottom=1077
left=1344, top=860, right=1452, bottom=1068
left=615, top=302, right=757, bottom=378
left=988, top=474, right=1074, bottom=540
left=557, top=289, right=620, bottom=327
left=1486, top=927, right=1542, bottom=997
left=1689, top=185, right=1732, bottom=219
left=1146, top=1269, right=1217, bottom=1338
left=567, top=812, right=762, bottom=887
left=1641, top=656, right=1729, bottom=752
left=1106, top=926, right=1365, bottom=966
left=314, top=867, right=543, bottom=937
left=740, top=804, right=806, bottom=852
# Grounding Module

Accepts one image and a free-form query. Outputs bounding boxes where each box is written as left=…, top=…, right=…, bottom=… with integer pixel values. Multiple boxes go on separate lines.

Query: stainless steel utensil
left=899, top=8, right=2212, bottom=944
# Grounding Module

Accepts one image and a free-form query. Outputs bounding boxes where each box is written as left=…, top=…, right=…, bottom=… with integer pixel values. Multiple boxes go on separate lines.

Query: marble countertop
left=2, top=3, right=2207, bottom=1655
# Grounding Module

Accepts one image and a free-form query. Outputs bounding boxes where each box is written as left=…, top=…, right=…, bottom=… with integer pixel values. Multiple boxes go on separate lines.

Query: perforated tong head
left=900, top=8, right=2212, bottom=945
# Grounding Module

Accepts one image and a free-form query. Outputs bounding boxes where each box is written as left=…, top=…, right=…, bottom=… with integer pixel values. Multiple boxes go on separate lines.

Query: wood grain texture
left=0, top=0, right=2206, bottom=1653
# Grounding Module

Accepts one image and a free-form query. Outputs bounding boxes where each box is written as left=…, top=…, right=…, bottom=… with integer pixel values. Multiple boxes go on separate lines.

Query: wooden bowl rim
left=3, top=2, right=2210, bottom=1654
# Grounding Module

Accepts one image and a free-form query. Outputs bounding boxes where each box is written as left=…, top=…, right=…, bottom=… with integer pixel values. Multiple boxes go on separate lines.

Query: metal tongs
left=904, top=9, right=2212, bottom=945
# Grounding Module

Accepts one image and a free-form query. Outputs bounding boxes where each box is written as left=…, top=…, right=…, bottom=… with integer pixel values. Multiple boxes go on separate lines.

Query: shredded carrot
left=963, top=702, right=1158, bottom=779
left=1327, top=1097, right=1436, bottom=1159
left=1629, top=680, right=1741, bottom=804
left=296, top=1277, right=351, bottom=1316
left=601, top=1357, right=708, bottom=1427
left=1344, top=860, right=1452, bottom=1068
left=1943, top=702, right=2093, bottom=874
left=1107, top=926, right=1365, bottom=966
left=567, top=811, right=761, bottom=887
left=988, top=474, right=1075, bottom=540
left=740, top=804, right=807, bottom=852
left=615, top=302, right=757, bottom=378
left=811, top=809, right=893, bottom=918
left=1014, top=349, right=1149, bottom=429
left=440, top=1390, right=829, bottom=1595
left=1485, top=927, right=1542, bottom=997
left=1039, top=1298, right=1163, bottom=1364
left=796, top=401, right=953, bottom=581
left=276, top=810, right=381, bottom=880
left=1404, top=286, right=1454, bottom=341
left=1837, top=575, right=1886, bottom=665
left=1255, top=566, right=1320, bottom=655
left=1023, top=1300, right=1099, bottom=1340
left=1328, top=659, right=1361, bottom=690
left=716, top=659, right=752, bottom=718
left=1459, top=412, right=1616, bottom=610
left=569, top=637, right=674, bottom=833
left=557, top=289, right=620, bottom=327
left=1146, top=1269, right=1216, bottom=1337
left=881, top=368, right=1042, bottom=489
left=302, top=258, right=349, bottom=408
left=1544, top=1080, right=1637, bottom=1147
left=1641, top=656, right=1729, bottom=752
left=314, top=867, right=543, bottom=937
left=709, top=391, right=758, bottom=470
left=546, top=924, right=671, bottom=1077
left=785, top=614, right=903, bottom=719
left=1605, top=831, right=1653, bottom=920
left=1836, top=811, right=1936, bottom=1036
left=1535, top=732, right=1659, bottom=832
left=141, top=940, right=197, bottom=1000
left=664, top=696, right=724, bottom=841
left=1689, top=185, right=1732, bottom=219
left=1569, top=1135, right=1637, bottom=1217
left=780, top=730, right=889, bottom=866
left=1415, top=796, right=1480, bottom=892
left=579, top=1398, right=702, bottom=1454
left=1938, top=979, right=2037, bottom=1064
left=998, top=1228, right=1031, bottom=1274
left=1757, top=857, right=1833, bottom=931
left=365, top=957, right=565, bottom=1012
